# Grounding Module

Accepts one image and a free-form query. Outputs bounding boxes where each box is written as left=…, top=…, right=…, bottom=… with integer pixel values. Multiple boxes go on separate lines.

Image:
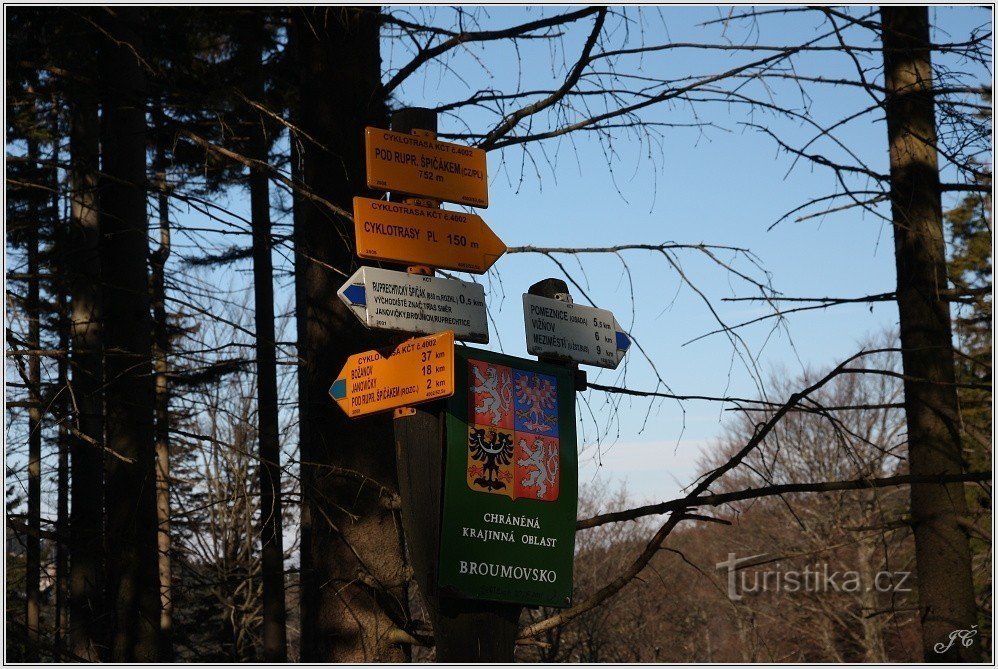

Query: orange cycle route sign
left=353, top=197, right=506, bottom=273
left=329, top=331, right=455, bottom=418
left=365, top=127, right=489, bottom=207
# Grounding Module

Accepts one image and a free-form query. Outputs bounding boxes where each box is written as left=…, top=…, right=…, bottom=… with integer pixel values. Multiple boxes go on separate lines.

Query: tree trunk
left=68, top=53, right=105, bottom=663
left=289, top=109, right=311, bottom=666
left=880, top=6, right=980, bottom=661
left=243, top=17, right=290, bottom=661
left=291, top=7, right=409, bottom=661
left=97, top=8, right=162, bottom=661
left=25, top=133, right=42, bottom=664
left=150, top=101, right=174, bottom=661
left=53, top=100, right=71, bottom=658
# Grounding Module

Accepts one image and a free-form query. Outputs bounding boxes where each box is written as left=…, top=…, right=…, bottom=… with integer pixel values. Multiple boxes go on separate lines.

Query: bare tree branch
left=577, top=471, right=991, bottom=530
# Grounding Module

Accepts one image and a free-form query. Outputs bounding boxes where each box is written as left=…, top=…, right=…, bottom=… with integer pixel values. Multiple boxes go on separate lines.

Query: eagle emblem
left=467, top=427, right=515, bottom=491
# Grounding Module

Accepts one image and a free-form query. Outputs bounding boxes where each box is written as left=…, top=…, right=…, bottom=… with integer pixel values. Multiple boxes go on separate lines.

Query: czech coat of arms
left=467, top=359, right=560, bottom=501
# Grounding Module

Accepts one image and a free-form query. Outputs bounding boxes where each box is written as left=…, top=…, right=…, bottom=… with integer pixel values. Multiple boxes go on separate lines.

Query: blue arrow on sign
left=615, top=330, right=631, bottom=352
left=342, top=283, right=367, bottom=306
left=329, top=378, right=347, bottom=400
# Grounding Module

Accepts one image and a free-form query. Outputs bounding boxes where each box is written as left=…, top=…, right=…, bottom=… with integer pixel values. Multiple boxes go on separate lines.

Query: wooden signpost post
left=371, top=109, right=525, bottom=662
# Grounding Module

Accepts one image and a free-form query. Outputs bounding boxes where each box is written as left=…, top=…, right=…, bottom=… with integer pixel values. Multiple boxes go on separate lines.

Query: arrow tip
left=329, top=378, right=347, bottom=400
left=615, top=331, right=631, bottom=352
left=342, top=283, right=367, bottom=306
left=479, top=219, right=507, bottom=268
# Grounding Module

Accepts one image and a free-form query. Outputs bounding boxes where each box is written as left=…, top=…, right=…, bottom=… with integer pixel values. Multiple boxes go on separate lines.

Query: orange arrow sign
left=353, top=197, right=506, bottom=273
left=365, top=127, right=488, bottom=207
left=328, top=331, right=455, bottom=418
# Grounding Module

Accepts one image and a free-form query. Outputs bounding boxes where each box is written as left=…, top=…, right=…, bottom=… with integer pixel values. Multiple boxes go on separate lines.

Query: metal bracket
left=552, top=292, right=574, bottom=304
left=407, top=265, right=434, bottom=276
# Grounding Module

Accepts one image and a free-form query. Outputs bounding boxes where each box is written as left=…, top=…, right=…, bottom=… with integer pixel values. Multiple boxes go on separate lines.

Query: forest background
left=4, top=4, right=992, bottom=663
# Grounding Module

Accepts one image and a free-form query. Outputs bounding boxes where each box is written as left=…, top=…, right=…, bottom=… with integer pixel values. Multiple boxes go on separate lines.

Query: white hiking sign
left=522, top=293, right=631, bottom=369
left=338, top=266, right=488, bottom=343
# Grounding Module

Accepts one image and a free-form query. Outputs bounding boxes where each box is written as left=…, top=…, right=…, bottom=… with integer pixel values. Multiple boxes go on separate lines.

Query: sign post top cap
left=528, top=278, right=571, bottom=298
left=391, top=107, right=438, bottom=134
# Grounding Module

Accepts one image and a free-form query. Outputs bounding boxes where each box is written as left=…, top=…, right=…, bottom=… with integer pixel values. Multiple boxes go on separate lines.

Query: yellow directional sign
left=365, top=127, right=488, bottom=207
left=353, top=197, right=506, bottom=273
left=329, top=331, right=455, bottom=418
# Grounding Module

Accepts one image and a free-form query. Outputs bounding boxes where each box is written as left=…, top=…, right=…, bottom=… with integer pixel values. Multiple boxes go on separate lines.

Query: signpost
left=438, top=347, right=578, bottom=607
left=522, top=293, right=631, bottom=369
left=347, top=110, right=582, bottom=662
left=365, top=127, right=489, bottom=207
left=332, top=108, right=599, bottom=659
left=337, top=266, right=489, bottom=343
left=353, top=196, right=506, bottom=273
left=329, top=331, right=455, bottom=418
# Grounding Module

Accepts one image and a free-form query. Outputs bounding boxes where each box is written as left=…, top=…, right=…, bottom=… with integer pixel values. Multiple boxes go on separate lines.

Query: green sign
left=437, top=346, right=578, bottom=607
